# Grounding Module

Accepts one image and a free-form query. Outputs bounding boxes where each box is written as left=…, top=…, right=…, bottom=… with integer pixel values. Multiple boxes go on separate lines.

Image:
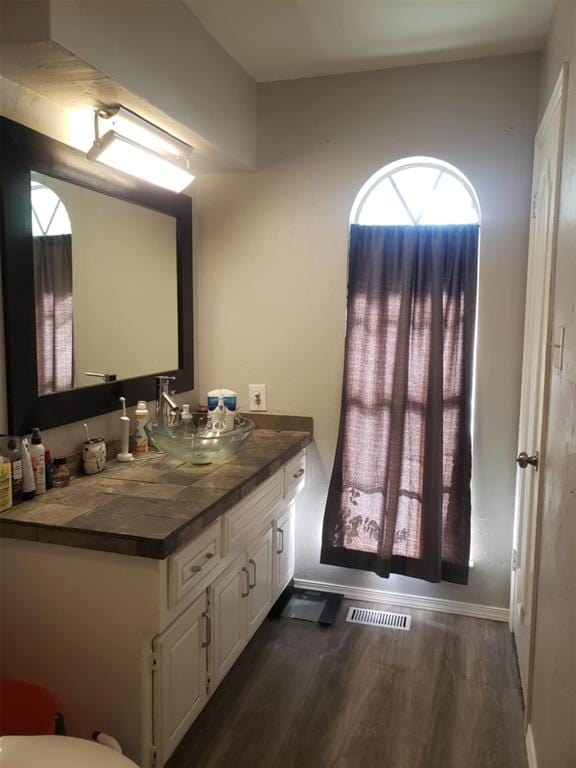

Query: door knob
left=516, top=451, right=539, bottom=470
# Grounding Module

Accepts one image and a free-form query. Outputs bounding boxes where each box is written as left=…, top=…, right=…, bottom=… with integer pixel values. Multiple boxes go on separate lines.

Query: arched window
left=30, top=181, right=72, bottom=237
left=351, top=156, right=480, bottom=226
left=322, top=157, right=480, bottom=586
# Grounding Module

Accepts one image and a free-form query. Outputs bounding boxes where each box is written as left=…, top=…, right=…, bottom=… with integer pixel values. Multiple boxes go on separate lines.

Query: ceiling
left=186, top=0, right=554, bottom=82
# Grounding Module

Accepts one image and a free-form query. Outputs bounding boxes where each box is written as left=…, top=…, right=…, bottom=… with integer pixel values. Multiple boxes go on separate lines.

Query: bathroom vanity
left=0, top=117, right=311, bottom=767
left=0, top=428, right=310, bottom=767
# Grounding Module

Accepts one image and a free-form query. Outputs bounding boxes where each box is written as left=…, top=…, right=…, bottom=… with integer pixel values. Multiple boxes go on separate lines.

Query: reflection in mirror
left=31, top=178, right=74, bottom=395
left=31, top=172, right=179, bottom=396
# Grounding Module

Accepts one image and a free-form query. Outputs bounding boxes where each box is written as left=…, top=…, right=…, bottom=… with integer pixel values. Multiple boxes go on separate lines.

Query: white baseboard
left=525, top=724, right=538, bottom=768
left=293, top=578, right=509, bottom=623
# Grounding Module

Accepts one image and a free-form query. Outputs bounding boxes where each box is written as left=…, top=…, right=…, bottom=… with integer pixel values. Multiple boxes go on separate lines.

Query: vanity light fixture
left=87, top=106, right=196, bottom=193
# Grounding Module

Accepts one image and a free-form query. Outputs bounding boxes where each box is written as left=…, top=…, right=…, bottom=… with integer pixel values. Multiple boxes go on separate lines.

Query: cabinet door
left=153, top=592, right=208, bottom=765
left=274, top=503, right=295, bottom=599
left=246, top=525, right=274, bottom=639
left=210, top=552, right=248, bottom=690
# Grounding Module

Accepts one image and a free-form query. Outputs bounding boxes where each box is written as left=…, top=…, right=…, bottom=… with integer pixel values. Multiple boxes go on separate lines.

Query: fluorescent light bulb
left=108, top=107, right=190, bottom=160
left=87, top=131, right=195, bottom=193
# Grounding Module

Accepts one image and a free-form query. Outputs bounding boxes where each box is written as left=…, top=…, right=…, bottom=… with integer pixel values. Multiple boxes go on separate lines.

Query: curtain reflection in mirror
left=33, top=235, right=74, bottom=396
left=31, top=181, right=74, bottom=396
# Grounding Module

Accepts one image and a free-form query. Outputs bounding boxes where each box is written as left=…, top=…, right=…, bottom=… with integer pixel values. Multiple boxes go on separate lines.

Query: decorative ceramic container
left=82, top=438, right=107, bottom=475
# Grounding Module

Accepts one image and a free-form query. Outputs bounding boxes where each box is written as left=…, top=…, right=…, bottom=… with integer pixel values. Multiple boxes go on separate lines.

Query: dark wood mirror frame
left=0, top=117, right=193, bottom=435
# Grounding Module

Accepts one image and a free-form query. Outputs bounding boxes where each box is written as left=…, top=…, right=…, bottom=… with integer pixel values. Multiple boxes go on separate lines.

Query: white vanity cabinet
left=151, top=451, right=305, bottom=766
left=0, top=449, right=306, bottom=768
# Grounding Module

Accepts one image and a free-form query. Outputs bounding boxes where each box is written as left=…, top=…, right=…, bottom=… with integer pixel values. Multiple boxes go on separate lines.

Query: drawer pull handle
left=292, top=468, right=305, bottom=479
left=201, top=611, right=211, bottom=648
left=276, top=527, right=284, bottom=555
left=248, top=558, right=257, bottom=589
left=188, top=551, right=215, bottom=574
left=241, top=567, right=250, bottom=597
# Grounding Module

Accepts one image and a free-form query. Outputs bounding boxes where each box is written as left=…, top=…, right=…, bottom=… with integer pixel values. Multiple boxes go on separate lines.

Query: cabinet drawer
left=284, top=451, right=306, bottom=500
left=223, top=471, right=283, bottom=556
left=168, top=520, right=221, bottom=610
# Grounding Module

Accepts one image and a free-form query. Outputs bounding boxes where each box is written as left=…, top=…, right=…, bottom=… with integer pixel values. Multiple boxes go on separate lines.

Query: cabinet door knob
left=248, top=558, right=257, bottom=589
left=292, top=468, right=305, bottom=479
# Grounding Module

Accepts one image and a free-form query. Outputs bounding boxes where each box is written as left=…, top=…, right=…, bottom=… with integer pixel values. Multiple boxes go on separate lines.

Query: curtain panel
left=321, top=224, right=479, bottom=585
left=33, top=234, right=74, bottom=396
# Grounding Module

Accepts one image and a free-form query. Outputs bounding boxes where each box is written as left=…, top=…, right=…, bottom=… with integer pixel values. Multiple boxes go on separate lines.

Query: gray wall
left=530, top=2, right=576, bottom=765
left=196, top=53, right=541, bottom=609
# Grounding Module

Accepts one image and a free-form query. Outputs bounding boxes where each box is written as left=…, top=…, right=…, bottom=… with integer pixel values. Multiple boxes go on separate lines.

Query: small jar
left=53, top=457, right=70, bottom=488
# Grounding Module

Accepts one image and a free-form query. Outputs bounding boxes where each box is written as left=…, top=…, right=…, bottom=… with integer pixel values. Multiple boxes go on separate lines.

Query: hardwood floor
left=167, top=600, right=528, bottom=768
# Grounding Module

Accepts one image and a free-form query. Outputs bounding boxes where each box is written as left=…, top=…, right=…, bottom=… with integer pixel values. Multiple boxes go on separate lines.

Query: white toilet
left=0, top=735, right=140, bottom=767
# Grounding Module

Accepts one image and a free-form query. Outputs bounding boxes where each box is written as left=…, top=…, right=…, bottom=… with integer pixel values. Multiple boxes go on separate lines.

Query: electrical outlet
left=249, top=384, right=267, bottom=412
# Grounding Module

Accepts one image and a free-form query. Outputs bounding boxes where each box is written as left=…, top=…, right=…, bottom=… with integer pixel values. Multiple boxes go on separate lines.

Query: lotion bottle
left=21, top=438, right=36, bottom=500
left=134, top=401, right=149, bottom=455
left=30, top=428, right=46, bottom=495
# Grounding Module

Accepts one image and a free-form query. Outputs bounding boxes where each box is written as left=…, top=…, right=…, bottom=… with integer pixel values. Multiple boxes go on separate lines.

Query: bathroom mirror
left=31, top=171, right=179, bottom=393
left=0, top=117, right=193, bottom=434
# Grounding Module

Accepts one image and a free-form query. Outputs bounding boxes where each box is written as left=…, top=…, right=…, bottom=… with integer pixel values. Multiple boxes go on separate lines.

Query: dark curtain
left=33, top=234, right=74, bottom=396
left=321, top=224, right=479, bottom=585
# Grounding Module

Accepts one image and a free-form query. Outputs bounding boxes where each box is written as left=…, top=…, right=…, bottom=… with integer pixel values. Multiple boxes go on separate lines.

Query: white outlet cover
left=249, top=384, right=267, bottom=411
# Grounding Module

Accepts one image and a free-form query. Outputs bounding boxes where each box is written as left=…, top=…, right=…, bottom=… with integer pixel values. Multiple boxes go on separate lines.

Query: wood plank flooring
left=167, top=600, right=528, bottom=768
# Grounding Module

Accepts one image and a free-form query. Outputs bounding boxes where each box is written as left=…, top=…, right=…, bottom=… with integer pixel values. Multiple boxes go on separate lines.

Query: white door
left=510, top=66, right=567, bottom=710
left=210, top=552, right=248, bottom=689
left=246, top=525, right=274, bottom=638
left=153, top=592, right=208, bottom=765
left=274, top=503, right=295, bottom=599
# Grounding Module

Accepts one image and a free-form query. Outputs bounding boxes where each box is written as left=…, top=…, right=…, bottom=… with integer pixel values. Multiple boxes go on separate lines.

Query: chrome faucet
left=155, top=376, right=179, bottom=420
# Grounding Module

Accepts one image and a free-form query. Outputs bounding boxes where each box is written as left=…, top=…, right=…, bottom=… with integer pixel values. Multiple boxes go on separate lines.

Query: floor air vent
left=346, top=606, right=412, bottom=631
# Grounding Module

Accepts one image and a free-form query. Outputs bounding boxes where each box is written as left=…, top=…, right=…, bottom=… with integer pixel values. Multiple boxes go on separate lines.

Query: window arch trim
left=350, top=156, right=481, bottom=226
left=30, top=180, right=72, bottom=237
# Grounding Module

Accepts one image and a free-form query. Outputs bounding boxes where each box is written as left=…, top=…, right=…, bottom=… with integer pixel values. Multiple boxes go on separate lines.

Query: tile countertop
left=0, top=421, right=312, bottom=559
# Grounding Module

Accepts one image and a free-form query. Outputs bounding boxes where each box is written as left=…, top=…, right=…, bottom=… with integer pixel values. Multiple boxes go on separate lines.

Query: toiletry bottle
left=134, top=401, right=149, bottom=455
left=44, top=449, right=55, bottom=491
left=53, top=458, right=70, bottom=488
left=4, top=438, right=23, bottom=505
left=21, top=438, right=36, bottom=500
left=30, top=428, right=46, bottom=495
left=0, top=455, right=12, bottom=512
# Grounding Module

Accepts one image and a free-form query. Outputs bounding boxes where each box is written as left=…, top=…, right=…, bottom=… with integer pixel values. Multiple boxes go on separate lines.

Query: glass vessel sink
left=145, top=415, right=255, bottom=465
